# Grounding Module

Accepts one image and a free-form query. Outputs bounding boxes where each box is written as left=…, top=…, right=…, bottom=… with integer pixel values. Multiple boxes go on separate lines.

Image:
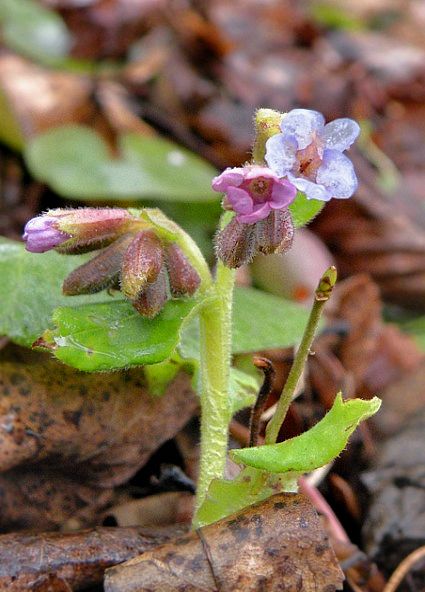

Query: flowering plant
left=18, top=107, right=379, bottom=531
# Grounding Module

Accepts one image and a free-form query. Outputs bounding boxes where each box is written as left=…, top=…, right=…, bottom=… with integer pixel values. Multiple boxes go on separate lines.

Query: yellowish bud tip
left=315, top=265, right=337, bottom=301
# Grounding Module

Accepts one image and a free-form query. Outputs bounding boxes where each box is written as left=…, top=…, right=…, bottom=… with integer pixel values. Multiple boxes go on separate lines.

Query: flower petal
left=238, top=202, right=271, bottom=223
left=226, top=187, right=253, bottom=215
left=244, top=165, right=279, bottom=182
left=280, top=109, right=325, bottom=150
left=269, top=179, right=297, bottom=208
left=321, top=119, right=360, bottom=152
left=316, top=149, right=358, bottom=198
left=265, top=133, right=297, bottom=177
left=287, top=173, right=332, bottom=202
left=212, top=168, right=244, bottom=192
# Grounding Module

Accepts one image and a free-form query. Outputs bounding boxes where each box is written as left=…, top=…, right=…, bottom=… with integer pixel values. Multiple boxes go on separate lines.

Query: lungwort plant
left=15, top=107, right=380, bottom=528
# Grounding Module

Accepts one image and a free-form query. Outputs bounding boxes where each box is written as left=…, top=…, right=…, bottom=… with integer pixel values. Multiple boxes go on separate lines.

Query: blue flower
left=265, top=109, right=360, bottom=201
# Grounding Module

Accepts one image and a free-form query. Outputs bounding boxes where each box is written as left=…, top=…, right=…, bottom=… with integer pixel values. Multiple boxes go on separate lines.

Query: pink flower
left=212, top=165, right=297, bottom=224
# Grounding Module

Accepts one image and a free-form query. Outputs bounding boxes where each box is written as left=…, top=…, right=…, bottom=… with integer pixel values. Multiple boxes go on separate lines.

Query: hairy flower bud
left=165, top=243, right=201, bottom=297
left=256, top=209, right=294, bottom=255
left=24, top=208, right=137, bottom=254
left=23, top=216, right=71, bottom=253
left=62, top=233, right=134, bottom=295
left=132, top=269, right=168, bottom=318
left=215, top=216, right=257, bottom=269
left=120, top=230, right=164, bottom=301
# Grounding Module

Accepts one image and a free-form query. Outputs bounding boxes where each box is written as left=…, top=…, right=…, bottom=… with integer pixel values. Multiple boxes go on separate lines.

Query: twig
left=383, top=545, right=425, bottom=592
left=249, top=357, right=275, bottom=447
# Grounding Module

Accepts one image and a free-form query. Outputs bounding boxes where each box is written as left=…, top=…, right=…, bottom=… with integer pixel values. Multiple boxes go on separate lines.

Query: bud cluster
left=23, top=208, right=200, bottom=318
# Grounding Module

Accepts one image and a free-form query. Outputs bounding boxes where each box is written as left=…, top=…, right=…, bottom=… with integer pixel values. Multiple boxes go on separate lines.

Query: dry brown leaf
left=0, top=466, right=114, bottom=532
left=103, top=492, right=194, bottom=528
left=0, top=53, right=93, bottom=142
left=0, top=525, right=183, bottom=591
left=105, top=493, right=344, bottom=592
left=0, top=353, right=198, bottom=486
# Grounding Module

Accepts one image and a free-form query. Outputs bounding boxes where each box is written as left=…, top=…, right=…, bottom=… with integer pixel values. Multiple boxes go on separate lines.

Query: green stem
left=265, top=266, right=337, bottom=445
left=193, top=261, right=235, bottom=524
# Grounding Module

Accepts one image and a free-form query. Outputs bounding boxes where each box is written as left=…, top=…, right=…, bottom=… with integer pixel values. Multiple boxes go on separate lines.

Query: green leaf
left=231, top=287, right=311, bottom=353
left=179, top=287, right=311, bottom=361
left=289, top=192, right=324, bottom=228
left=228, top=367, right=259, bottom=414
left=400, top=316, right=425, bottom=352
left=45, top=298, right=199, bottom=372
left=0, top=0, right=71, bottom=64
left=231, top=394, right=381, bottom=472
left=0, top=238, right=117, bottom=346
left=195, top=467, right=297, bottom=528
left=25, top=126, right=218, bottom=202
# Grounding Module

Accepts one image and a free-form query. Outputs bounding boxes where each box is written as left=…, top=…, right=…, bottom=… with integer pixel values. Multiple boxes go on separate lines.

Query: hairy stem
left=265, top=266, right=337, bottom=445
left=193, top=261, right=235, bottom=525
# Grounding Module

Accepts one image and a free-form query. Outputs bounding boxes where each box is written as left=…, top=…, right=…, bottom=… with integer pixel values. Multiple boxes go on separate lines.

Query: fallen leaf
left=0, top=525, right=183, bottom=591
left=105, top=493, right=344, bottom=592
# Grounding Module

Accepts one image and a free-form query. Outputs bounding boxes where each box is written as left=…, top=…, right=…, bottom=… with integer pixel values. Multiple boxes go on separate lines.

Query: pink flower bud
left=120, top=230, right=164, bottom=301
left=215, top=216, right=257, bottom=269
left=132, top=269, right=168, bottom=318
left=62, top=234, right=134, bottom=295
left=256, top=209, right=294, bottom=255
left=23, top=216, right=71, bottom=253
left=23, top=208, right=136, bottom=254
left=165, top=243, right=200, bottom=297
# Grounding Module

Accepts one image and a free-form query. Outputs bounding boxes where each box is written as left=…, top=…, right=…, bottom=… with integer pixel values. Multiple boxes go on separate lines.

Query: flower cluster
left=212, top=108, right=359, bottom=267
left=23, top=209, right=200, bottom=318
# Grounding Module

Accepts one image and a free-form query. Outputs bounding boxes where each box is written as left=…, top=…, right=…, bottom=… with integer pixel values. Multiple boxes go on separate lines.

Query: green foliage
left=289, top=191, right=324, bottom=228
left=43, top=299, right=198, bottom=372
left=310, top=3, right=364, bottom=31
left=0, top=240, right=310, bottom=373
left=401, top=315, right=425, bottom=352
left=231, top=394, right=381, bottom=472
left=196, top=394, right=381, bottom=527
left=0, top=238, right=115, bottom=345
left=231, top=287, right=312, bottom=353
left=228, top=367, right=259, bottom=414
left=0, top=0, right=71, bottom=64
left=195, top=467, right=296, bottom=528
left=25, top=126, right=218, bottom=202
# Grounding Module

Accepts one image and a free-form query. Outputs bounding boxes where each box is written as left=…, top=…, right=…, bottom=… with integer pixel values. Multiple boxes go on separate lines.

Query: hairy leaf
left=289, top=191, right=324, bottom=228
left=0, top=238, right=115, bottom=346
left=44, top=299, right=199, bottom=372
left=0, top=0, right=71, bottom=64
left=25, top=126, right=218, bottom=202
left=231, top=394, right=381, bottom=472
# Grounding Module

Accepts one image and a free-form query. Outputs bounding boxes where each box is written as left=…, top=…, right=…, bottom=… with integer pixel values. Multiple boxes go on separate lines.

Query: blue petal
left=265, top=133, right=297, bottom=177
left=316, top=149, right=358, bottom=198
left=321, top=119, right=360, bottom=152
left=280, top=109, right=325, bottom=150
left=287, top=173, right=332, bottom=201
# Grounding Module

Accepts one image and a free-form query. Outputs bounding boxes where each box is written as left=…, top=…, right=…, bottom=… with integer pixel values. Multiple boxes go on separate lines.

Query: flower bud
left=23, top=216, right=71, bottom=253
left=256, top=209, right=294, bottom=255
left=132, top=269, right=168, bottom=318
left=165, top=243, right=200, bottom=297
left=62, top=233, right=134, bottom=295
left=24, top=208, right=137, bottom=255
left=215, top=216, right=258, bottom=269
left=120, top=230, right=164, bottom=301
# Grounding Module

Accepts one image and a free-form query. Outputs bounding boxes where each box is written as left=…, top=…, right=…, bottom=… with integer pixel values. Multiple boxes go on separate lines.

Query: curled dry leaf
left=0, top=525, right=184, bottom=591
left=105, top=493, right=344, bottom=592
left=0, top=348, right=198, bottom=529
left=313, top=153, right=425, bottom=310
left=0, top=53, right=93, bottom=149
left=0, top=466, right=114, bottom=532
left=310, top=274, right=423, bottom=407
